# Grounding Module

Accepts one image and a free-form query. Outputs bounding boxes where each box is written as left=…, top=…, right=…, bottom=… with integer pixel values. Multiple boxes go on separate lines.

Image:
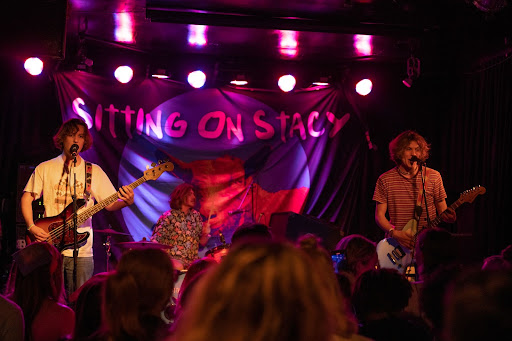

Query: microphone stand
left=419, top=162, right=432, bottom=228
left=72, top=155, right=78, bottom=292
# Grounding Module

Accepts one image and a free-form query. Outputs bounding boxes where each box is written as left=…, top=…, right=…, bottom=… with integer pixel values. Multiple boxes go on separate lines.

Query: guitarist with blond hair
left=20, top=118, right=134, bottom=296
left=373, top=130, right=456, bottom=272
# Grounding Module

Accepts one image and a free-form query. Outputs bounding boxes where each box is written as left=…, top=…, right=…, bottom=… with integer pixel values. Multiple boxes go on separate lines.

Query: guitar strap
left=84, top=161, right=92, bottom=201
left=414, top=167, right=430, bottom=221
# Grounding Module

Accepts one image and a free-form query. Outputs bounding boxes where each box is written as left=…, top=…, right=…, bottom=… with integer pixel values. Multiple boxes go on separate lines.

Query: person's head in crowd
left=443, top=268, right=512, bottom=341
left=4, top=242, right=66, bottom=339
left=481, top=254, right=512, bottom=270
left=179, top=257, right=217, bottom=292
left=500, top=244, right=512, bottom=263
left=174, top=240, right=358, bottom=341
left=71, top=272, right=109, bottom=341
left=102, top=248, right=175, bottom=341
left=352, top=268, right=412, bottom=322
left=420, top=263, right=464, bottom=337
left=335, top=234, right=378, bottom=278
left=415, top=227, right=456, bottom=280
left=230, top=223, right=272, bottom=246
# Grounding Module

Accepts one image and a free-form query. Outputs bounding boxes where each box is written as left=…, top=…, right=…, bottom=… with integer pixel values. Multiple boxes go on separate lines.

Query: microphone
left=409, top=155, right=424, bottom=164
left=70, top=144, right=79, bottom=157
left=228, top=209, right=247, bottom=216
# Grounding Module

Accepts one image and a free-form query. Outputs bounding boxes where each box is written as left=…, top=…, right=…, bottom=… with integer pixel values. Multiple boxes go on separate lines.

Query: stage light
left=24, top=57, right=43, bottom=76
left=354, top=35, right=373, bottom=56
left=402, top=55, right=420, bottom=88
left=278, top=74, right=296, bottom=92
left=355, top=79, right=372, bottom=96
left=114, top=66, right=134, bottom=84
left=151, top=68, right=169, bottom=79
left=278, top=30, right=299, bottom=58
left=188, top=25, right=207, bottom=46
left=230, top=74, right=248, bottom=86
left=188, top=70, right=206, bottom=88
left=312, top=76, right=330, bottom=86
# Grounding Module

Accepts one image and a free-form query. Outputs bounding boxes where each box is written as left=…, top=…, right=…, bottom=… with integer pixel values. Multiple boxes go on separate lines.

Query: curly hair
left=169, top=183, right=195, bottom=210
left=388, top=130, right=430, bottom=165
left=53, top=118, right=93, bottom=152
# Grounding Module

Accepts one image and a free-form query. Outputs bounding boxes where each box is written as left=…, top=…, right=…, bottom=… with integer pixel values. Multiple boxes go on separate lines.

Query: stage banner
left=54, top=71, right=368, bottom=249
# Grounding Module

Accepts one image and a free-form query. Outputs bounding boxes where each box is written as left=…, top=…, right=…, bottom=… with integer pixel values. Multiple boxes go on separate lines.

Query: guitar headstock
left=459, top=185, right=486, bottom=204
left=144, top=160, right=174, bottom=180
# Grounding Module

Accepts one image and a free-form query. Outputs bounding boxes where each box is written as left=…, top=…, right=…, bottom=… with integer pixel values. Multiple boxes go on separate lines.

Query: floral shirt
left=150, top=208, right=204, bottom=268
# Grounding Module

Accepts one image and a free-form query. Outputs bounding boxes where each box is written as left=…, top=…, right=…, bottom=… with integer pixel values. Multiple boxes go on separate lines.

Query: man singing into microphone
left=373, top=130, right=456, bottom=250
left=21, top=118, right=134, bottom=296
left=151, top=183, right=211, bottom=270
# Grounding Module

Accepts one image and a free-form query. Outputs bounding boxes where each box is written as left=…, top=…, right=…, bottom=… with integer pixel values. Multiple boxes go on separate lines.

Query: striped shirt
left=373, top=167, right=447, bottom=230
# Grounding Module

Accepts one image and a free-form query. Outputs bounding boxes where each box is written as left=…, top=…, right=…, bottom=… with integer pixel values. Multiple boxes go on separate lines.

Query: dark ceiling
left=3, top=0, right=512, bottom=85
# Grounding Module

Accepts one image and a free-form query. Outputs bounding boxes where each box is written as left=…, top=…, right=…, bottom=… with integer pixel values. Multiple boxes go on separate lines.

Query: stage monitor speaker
left=269, top=211, right=342, bottom=251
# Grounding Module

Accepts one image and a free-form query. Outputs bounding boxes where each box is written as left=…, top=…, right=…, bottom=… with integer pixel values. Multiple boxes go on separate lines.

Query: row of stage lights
left=24, top=57, right=374, bottom=96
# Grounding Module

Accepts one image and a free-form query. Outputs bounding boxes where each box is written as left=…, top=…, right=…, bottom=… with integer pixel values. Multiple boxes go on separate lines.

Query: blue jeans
left=63, top=256, right=94, bottom=298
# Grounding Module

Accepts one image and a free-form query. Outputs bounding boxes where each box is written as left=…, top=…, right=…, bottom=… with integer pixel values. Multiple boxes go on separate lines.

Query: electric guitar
left=26, top=161, right=174, bottom=252
left=376, top=185, right=486, bottom=274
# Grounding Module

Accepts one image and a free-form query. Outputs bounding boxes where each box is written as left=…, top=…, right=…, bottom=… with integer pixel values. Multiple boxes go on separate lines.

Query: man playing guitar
left=373, top=130, right=456, bottom=252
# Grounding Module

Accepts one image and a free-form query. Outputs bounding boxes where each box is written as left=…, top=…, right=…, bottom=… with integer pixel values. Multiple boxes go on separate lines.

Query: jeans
left=63, top=256, right=94, bottom=298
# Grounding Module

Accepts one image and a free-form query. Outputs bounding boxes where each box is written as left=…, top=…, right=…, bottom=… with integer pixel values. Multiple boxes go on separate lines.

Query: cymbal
left=95, top=229, right=131, bottom=236
left=114, top=241, right=173, bottom=250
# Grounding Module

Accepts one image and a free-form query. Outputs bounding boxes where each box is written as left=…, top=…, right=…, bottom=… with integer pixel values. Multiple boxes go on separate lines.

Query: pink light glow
left=278, top=74, right=296, bottom=92
left=278, top=30, right=298, bottom=58
left=355, top=79, right=373, bottom=96
left=353, top=35, right=373, bottom=56
left=188, top=25, right=207, bottom=46
left=114, top=13, right=134, bottom=43
left=114, top=66, right=134, bottom=83
left=24, top=57, right=43, bottom=76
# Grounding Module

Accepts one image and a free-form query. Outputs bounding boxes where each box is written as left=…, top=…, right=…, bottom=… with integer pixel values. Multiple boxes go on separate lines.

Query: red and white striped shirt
left=373, top=167, right=447, bottom=230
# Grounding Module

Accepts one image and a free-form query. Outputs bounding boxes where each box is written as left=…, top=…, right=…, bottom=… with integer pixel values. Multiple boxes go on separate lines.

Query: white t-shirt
left=24, top=155, right=117, bottom=257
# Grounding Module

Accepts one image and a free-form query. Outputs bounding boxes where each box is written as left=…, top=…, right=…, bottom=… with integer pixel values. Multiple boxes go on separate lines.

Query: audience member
left=4, top=242, right=75, bottom=341
left=100, top=248, right=175, bottom=341
left=0, top=294, right=24, bottom=341
left=173, top=240, right=366, bottom=341
left=443, top=268, right=512, bottom=341
left=70, top=272, right=109, bottom=341
left=481, top=254, right=512, bottom=270
left=419, top=263, right=464, bottom=339
left=334, top=234, right=378, bottom=295
left=414, top=227, right=456, bottom=281
left=352, top=268, right=432, bottom=341
left=230, top=223, right=272, bottom=246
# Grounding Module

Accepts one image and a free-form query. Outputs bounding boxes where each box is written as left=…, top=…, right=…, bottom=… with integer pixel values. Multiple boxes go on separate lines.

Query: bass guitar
left=376, top=185, right=486, bottom=274
left=26, top=161, right=174, bottom=252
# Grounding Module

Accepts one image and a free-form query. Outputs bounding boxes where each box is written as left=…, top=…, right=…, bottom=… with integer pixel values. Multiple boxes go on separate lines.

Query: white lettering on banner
left=71, top=97, right=350, bottom=141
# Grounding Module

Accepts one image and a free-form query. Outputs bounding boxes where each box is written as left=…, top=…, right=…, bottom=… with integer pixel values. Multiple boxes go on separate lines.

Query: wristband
left=387, top=227, right=395, bottom=238
left=28, top=223, right=35, bottom=230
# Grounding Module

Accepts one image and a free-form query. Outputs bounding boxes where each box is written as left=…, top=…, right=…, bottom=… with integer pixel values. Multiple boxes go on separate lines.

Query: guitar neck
left=75, top=176, right=147, bottom=226
left=430, top=198, right=463, bottom=227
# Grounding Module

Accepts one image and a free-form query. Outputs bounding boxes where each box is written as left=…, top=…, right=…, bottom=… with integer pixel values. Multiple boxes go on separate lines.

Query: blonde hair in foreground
left=174, top=240, right=356, bottom=341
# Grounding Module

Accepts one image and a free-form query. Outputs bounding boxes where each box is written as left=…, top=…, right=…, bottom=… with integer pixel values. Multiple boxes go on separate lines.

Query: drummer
left=150, top=183, right=210, bottom=270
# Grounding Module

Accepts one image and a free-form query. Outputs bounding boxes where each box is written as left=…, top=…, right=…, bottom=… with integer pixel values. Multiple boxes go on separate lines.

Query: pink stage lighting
left=188, top=25, right=207, bottom=46
left=354, top=35, right=373, bottom=56
left=355, top=79, right=373, bottom=96
left=187, top=70, right=206, bottom=88
left=278, top=74, right=296, bottom=92
left=278, top=30, right=298, bottom=58
left=114, top=66, right=134, bottom=83
left=24, top=57, right=43, bottom=76
left=114, top=12, right=134, bottom=43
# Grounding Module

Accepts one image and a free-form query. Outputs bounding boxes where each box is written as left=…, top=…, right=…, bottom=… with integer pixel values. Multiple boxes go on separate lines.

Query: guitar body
left=26, top=199, right=90, bottom=252
left=377, top=218, right=417, bottom=273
